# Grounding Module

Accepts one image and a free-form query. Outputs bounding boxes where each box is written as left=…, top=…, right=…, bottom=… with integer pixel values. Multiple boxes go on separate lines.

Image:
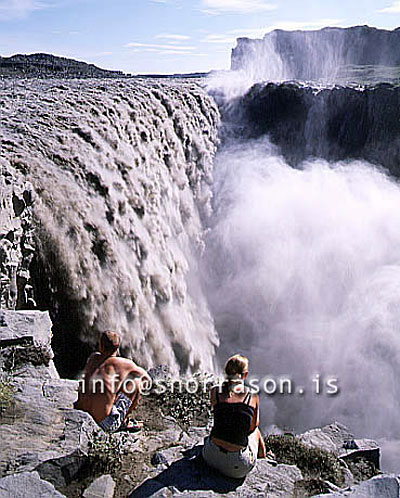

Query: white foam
left=203, top=137, right=400, bottom=467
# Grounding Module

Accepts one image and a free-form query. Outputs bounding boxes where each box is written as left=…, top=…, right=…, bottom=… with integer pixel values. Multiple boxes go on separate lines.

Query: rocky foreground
left=0, top=309, right=399, bottom=497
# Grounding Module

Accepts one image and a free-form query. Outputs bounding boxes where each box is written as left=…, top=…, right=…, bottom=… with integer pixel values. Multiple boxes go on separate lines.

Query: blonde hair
left=224, top=354, right=249, bottom=381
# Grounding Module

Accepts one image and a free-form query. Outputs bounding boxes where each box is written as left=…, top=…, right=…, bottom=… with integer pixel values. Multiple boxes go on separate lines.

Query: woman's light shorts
left=202, top=431, right=258, bottom=479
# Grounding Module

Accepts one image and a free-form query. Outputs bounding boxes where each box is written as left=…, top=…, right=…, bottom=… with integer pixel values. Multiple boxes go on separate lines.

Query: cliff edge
left=0, top=310, right=398, bottom=497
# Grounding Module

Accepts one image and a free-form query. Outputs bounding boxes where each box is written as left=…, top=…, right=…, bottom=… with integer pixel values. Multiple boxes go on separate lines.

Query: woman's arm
left=250, top=393, right=260, bottom=432
left=251, top=394, right=267, bottom=458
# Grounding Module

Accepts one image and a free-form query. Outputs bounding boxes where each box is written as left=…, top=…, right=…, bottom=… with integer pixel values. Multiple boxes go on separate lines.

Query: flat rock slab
left=0, top=471, right=66, bottom=497
left=129, top=447, right=302, bottom=498
left=315, top=474, right=400, bottom=497
left=0, top=374, right=98, bottom=486
left=0, top=310, right=53, bottom=347
left=0, top=310, right=100, bottom=487
left=83, top=474, right=116, bottom=498
left=0, top=310, right=58, bottom=379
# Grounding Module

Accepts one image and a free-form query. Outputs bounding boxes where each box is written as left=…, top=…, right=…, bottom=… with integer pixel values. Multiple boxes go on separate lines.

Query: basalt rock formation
left=0, top=165, right=35, bottom=310
left=222, top=82, right=400, bottom=176
left=231, top=26, right=400, bottom=83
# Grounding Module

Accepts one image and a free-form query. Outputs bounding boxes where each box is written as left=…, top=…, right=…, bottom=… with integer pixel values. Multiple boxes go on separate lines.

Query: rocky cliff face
left=0, top=164, right=35, bottom=310
left=221, top=82, right=400, bottom=176
left=231, top=26, right=400, bottom=83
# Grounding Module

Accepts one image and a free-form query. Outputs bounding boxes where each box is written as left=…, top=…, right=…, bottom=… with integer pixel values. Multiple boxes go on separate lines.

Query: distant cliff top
left=231, top=25, right=400, bottom=82
left=238, top=25, right=400, bottom=40
left=0, top=53, right=128, bottom=78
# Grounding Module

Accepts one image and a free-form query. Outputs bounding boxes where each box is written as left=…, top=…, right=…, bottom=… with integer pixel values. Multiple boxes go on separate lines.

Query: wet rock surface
left=0, top=166, right=35, bottom=310
left=225, top=82, right=400, bottom=176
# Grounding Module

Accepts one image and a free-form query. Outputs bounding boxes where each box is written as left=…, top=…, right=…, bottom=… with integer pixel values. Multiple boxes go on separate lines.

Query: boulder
left=0, top=375, right=98, bottom=484
left=83, top=474, right=116, bottom=498
left=300, top=422, right=380, bottom=469
left=0, top=471, right=66, bottom=497
left=339, top=439, right=380, bottom=469
left=0, top=312, right=100, bottom=487
left=0, top=310, right=58, bottom=379
left=315, top=474, right=400, bottom=497
left=129, top=443, right=302, bottom=497
left=33, top=409, right=100, bottom=488
left=300, top=422, right=353, bottom=453
left=0, top=310, right=52, bottom=347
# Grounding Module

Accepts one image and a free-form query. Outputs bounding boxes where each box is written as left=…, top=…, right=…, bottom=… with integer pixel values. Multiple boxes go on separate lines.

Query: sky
left=0, top=0, right=399, bottom=74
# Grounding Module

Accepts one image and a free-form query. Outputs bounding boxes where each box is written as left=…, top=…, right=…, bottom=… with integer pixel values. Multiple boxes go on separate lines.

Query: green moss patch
left=0, top=375, right=15, bottom=414
left=266, top=434, right=346, bottom=486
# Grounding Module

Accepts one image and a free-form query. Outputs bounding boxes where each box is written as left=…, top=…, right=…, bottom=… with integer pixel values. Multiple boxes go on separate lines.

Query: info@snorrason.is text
left=78, top=374, right=339, bottom=396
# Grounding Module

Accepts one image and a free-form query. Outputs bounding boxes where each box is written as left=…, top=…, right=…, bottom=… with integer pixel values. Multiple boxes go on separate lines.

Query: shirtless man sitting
left=75, top=330, right=151, bottom=433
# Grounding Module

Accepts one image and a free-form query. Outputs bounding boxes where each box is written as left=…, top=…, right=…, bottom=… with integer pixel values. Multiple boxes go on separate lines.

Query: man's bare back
left=75, top=331, right=150, bottom=428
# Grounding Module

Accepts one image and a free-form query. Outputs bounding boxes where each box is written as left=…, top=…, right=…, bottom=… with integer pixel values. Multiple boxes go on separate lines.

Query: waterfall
left=203, top=138, right=400, bottom=448
left=1, top=78, right=220, bottom=376
left=2, top=25, right=400, bottom=471
left=231, top=26, right=400, bottom=86
left=203, top=27, right=400, bottom=471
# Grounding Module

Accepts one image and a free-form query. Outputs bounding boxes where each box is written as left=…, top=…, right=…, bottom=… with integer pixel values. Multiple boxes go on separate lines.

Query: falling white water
left=1, top=78, right=220, bottom=374
left=208, top=27, right=400, bottom=100
left=203, top=137, right=400, bottom=471
left=207, top=33, right=287, bottom=100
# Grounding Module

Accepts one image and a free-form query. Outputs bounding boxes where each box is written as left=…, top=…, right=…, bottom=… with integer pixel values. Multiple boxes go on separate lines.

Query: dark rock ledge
left=0, top=309, right=399, bottom=497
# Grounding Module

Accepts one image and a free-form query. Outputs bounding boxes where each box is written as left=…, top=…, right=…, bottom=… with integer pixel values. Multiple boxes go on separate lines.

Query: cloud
left=378, top=1, right=400, bottom=13
left=129, top=47, right=205, bottom=57
left=0, top=0, right=42, bottom=19
left=260, top=18, right=345, bottom=32
left=125, top=42, right=195, bottom=52
left=203, top=34, right=237, bottom=44
left=201, top=0, right=277, bottom=14
left=0, top=0, right=71, bottom=20
left=155, top=33, right=191, bottom=41
left=93, top=51, right=113, bottom=56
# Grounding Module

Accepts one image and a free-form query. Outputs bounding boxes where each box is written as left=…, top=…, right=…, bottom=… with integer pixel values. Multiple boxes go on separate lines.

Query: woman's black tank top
left=210, top=388, right=255, bottom=447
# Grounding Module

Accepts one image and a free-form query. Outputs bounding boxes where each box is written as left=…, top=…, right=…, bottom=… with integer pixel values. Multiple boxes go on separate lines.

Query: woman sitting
left=202, top=354, right=266, bottom=479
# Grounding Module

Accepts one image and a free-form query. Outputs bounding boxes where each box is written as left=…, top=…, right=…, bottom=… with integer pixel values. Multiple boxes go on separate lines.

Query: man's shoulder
left=105, top=356, right=148, bottom=379
left=107, top=356, right=135, bottom=368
